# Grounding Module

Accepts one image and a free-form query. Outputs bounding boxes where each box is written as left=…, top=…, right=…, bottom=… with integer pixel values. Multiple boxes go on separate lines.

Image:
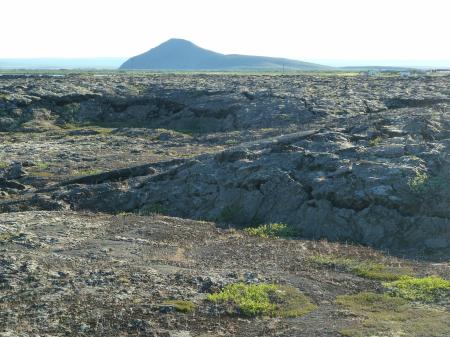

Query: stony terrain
left=1, top=211, right=449, bottom=336
left=0, top=73, right=449, bottom=336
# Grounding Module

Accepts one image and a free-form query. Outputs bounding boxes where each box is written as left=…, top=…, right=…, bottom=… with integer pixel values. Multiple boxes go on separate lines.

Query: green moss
left=0, top=93, right=10, bottom=102
left=408, top=171, right=428, bottom=192
left=368, top=136, right=382, bottom=147
left=35, top=162, right=50, bottom=170
left=244, top=223, right=297, bottom=239
left=336, top=292, right=450, bottom=337
left=384, top=276, right=450, bottom=303
left=352, top=263, right=409, bottom=281
left=408, top=171, right=445, bottom=194
left=162, top=300, right=195, bottom=313
left=207, top=283, right=316, bottom=317
left=0, top=232, right=17, bottom=242
left=337, top=291, right=408, bottom=311
left=0, top=162, right=9, bottom=169
left=310, top=254, right=411, bottom=281
left=208, top=283, right=277, bottom=316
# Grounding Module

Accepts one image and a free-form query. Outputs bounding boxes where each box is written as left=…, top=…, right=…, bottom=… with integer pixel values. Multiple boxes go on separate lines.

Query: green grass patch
left=384, top=276, right=450, bottom=303
left=0, top=162, right=9, bottom=169
left=244, top=223, right=297, bottom=239
left=73, top=169, right=103, bottom=176
left=310, top=254, right=411, bottom=281
left=336, top=292, right=450, bottom=337
left=207, top=283, right=316, bottom=317
left=161, top=300, right=195, bottom=313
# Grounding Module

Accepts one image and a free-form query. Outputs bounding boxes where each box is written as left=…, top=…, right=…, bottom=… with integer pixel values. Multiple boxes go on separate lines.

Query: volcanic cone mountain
left=120, top=39, right=331, bottom=71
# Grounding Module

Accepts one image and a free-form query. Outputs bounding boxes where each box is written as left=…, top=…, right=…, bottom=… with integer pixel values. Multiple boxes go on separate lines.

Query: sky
left=1, top=0, right=450, bottom=67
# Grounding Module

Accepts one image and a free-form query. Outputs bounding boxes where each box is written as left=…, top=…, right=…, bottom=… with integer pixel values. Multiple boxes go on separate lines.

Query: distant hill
left=120, top=39, right=332, bottom=71
left=0, top=58, right=127, bottom=70
left=339, top=66, right=419, bottom=72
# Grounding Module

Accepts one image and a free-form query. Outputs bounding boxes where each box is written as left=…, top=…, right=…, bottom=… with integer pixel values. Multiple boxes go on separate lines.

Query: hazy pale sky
left=2, top=0, right=450, bottom=64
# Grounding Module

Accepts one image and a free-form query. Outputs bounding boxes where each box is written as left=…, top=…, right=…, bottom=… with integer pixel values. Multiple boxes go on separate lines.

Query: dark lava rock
left=67, top=129, right=101, bottom=136
left=2, top=163, right=26, bottom=180
left=1, top=74, right=450, bottom=255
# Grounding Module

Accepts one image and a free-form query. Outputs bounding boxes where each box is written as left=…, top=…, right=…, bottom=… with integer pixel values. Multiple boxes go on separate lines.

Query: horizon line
left=1, top=57, right=450, bottom=70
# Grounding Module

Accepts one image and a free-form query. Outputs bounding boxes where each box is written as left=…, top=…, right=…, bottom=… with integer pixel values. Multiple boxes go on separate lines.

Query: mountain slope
left=120, top=39, right=331, bottom=71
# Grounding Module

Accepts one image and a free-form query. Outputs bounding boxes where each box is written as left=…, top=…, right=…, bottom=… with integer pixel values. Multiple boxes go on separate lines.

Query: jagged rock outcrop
left=1, top=74, right=450, bottom=254
left=42, top=102, right=450, bottom=253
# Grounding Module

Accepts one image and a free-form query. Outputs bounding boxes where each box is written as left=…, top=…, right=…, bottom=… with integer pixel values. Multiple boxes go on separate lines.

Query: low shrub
left=244, top=223, right=297, bottom=239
